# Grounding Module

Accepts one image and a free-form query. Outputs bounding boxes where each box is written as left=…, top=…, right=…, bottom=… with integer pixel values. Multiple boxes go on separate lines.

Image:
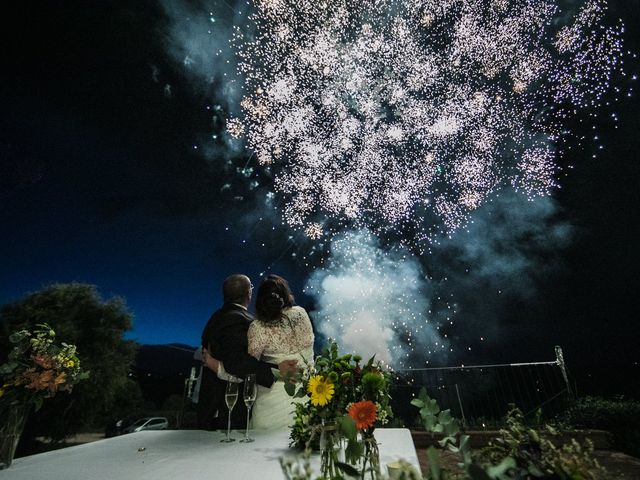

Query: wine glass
left=221, top=381, right=238, bottom=443
left=240, top=374, right=257, bottom=443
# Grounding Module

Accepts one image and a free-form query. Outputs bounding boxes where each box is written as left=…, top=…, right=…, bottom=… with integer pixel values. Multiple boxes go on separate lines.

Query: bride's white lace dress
left=248, top=305, right=314, bottom=430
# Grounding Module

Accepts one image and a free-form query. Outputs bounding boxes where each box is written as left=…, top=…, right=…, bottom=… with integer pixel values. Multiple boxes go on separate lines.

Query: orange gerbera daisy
left=348, top=400, right=377, bottom=430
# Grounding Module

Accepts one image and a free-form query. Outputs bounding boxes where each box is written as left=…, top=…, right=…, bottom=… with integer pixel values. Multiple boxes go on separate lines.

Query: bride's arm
left=247, top=322, right=264, bottom=360
left=297, top=307, right=315, bottom=346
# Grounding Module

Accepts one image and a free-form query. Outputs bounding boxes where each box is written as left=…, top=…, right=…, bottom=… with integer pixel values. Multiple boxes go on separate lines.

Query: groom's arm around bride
left=197, top=274, right=297, bottom=430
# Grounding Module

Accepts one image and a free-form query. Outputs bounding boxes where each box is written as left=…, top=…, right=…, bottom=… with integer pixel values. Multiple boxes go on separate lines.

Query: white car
left=124, top=417, right=169, bottom=433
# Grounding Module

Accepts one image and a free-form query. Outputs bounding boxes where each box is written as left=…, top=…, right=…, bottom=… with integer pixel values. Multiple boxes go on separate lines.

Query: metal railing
left=391, top=346, right=573, bottom=428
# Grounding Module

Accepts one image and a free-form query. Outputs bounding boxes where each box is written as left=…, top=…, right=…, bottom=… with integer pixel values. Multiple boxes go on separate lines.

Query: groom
left=197, top=274, right=297, bottom=430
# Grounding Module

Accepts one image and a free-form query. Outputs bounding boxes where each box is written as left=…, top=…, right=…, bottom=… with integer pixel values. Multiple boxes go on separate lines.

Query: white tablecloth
left=1, top=428, right=420, bottom=479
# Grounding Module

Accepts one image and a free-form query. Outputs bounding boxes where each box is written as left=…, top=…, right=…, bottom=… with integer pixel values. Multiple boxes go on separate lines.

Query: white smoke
left=305, top=230, right=445, bottom=368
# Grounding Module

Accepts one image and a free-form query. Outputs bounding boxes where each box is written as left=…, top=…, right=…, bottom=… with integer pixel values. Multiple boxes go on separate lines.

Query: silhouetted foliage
left=0, top=283, right=138, bottom=442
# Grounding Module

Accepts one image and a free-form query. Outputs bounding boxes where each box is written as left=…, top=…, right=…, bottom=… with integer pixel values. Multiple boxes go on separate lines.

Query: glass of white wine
left=240, top=374, right=257, bottom=443
left=221, top=381, right=239, bottom=443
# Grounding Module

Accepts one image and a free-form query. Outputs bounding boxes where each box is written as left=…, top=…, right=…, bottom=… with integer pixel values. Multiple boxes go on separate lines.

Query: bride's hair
left=255, top=274, right=294, bottom=323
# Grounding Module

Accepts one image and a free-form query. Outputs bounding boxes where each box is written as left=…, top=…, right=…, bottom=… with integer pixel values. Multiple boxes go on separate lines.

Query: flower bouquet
left=0, top=323, right=89, bottom=468
left=286, top=341, right=392, bottom=479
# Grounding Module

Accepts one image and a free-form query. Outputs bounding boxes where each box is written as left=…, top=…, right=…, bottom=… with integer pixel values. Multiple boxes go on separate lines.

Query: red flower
left=348, top=400, right=377, bottom=430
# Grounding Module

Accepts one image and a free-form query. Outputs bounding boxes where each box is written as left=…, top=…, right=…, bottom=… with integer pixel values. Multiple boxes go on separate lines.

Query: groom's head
left=223, top=274, right=252, bottom=307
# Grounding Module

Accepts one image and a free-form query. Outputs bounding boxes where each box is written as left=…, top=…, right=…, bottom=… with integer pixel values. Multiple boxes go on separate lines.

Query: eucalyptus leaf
left=437, top=409, right=452, bottom=424
left=443, top=421, right=460, bottom=437
left=427, top=447, right=441, bottom=480
left=488, top=457, right=517, bottom=478
left=437, top=435, right=454, bottom=447
left=418, top=387, right=430, bottom=404
left=458, top=434, right=470, bottom=454
left=423, top=415, right=437, bottom=431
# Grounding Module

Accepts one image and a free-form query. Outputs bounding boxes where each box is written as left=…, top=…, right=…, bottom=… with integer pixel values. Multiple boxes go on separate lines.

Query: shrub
left=559, top=396, right=640, bottom=458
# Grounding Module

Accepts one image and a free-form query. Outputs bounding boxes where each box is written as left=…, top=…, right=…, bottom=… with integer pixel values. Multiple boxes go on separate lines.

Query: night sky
left=1, top=1, right=639, bottom=383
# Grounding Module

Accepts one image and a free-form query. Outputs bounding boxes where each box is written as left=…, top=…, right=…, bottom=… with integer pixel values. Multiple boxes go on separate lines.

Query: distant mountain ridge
left=133, top=343, right=199, bottom=376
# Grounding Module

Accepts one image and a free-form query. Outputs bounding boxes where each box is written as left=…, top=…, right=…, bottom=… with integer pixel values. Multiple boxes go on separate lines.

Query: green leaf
left=338, top=415, right=357, bottom=442
left=458, top=434, right=470, bottom=454
left=466, top=463, right=493, bottom=480
left=284, top=381, right=296, bottom=397
left=527, top=464, right=545, bottom=476
left=410, top=398, right=424, bottom=409
left=365, top=355, right=376, bottom=369
left=426, top=447, right=441, bottom=480
left=488, top=457, right=517, bottom=478
left=345, top=439, right=364, bottom=464
left=437, top=409, right=452, bottom=425
left=336, top=462, right=360, bottom=477
left=0, top=362, right=18, bottom=374
left=423, top=414, right=437, bottom=431
left=420, top=406, right=432, bottom=419
left=437, top=435, right=454, bottom=448
left=443, top=420, right=460, bottom=437
left=418, top=387, right=430, bottom=404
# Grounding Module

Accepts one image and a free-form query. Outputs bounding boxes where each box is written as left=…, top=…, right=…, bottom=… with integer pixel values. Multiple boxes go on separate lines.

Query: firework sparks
left=229, top=0, right=624, bottom=249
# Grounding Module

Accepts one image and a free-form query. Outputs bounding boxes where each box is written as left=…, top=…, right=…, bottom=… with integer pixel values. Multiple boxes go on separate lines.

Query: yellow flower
left=307, top=375, right=334, bottom=407
left=65, top=360, right=75, bottom=368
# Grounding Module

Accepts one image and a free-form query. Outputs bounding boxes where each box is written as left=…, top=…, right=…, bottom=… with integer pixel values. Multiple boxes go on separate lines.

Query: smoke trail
left=305, top=191, right=572, bottom=367
left=305, top=230, right=446, bottom=368
left=438, top=192, right=572, bottom=297
left=160, top=1, right=241, bottom=101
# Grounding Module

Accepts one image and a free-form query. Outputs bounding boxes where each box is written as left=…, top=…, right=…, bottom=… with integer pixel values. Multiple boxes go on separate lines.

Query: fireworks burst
left=229, top=0, right=625, bottom=250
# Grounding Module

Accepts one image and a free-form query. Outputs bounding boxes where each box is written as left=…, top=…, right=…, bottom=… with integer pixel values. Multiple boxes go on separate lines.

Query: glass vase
left=319, top=419, right=340, bottom=479
left=360, top=429, right=381, bottom=480
left=0, top=403, right=30, bottom=469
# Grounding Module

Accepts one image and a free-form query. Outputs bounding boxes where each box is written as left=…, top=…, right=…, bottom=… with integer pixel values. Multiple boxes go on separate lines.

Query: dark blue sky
left=0, top=1, right=309, bottom=346
left=1, top=1, right=639, bottom=372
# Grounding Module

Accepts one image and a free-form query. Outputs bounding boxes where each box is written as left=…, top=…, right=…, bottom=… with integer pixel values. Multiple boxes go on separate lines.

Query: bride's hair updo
left=255, top=274, right=294, bottom=324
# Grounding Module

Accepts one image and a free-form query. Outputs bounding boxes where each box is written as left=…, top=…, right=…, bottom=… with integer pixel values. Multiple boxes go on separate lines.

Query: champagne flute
left=221, top=381, right=238, bottom=443
left=240, top=374, right=257, bottom=443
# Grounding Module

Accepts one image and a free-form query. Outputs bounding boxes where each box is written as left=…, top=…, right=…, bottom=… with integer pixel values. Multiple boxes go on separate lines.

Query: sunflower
left=348, top=400, right=377, bottom=430
left=307, top=375, right=335, bottom=407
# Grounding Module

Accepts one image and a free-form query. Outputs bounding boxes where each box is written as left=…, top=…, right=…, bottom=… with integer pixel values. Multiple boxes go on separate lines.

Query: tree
left=0, top=283, right=138, bottom=442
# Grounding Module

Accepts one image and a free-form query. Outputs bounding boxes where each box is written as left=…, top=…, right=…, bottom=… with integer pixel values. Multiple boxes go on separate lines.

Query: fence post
left=454, top=383, right=467, bottom=428
left=555, top=346, right=574, bottom=400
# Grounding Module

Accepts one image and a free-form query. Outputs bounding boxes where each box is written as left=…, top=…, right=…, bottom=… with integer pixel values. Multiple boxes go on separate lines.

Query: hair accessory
left=271, top=292, right=285, bottom=307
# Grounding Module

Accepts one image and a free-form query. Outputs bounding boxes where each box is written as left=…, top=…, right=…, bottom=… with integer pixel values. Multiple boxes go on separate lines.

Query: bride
left=249, top=274, right=314, bottom=429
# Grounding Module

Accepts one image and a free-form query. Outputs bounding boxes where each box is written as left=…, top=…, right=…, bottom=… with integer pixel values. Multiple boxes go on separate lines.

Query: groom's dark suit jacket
left=197, top=303, right=276, bottom=430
